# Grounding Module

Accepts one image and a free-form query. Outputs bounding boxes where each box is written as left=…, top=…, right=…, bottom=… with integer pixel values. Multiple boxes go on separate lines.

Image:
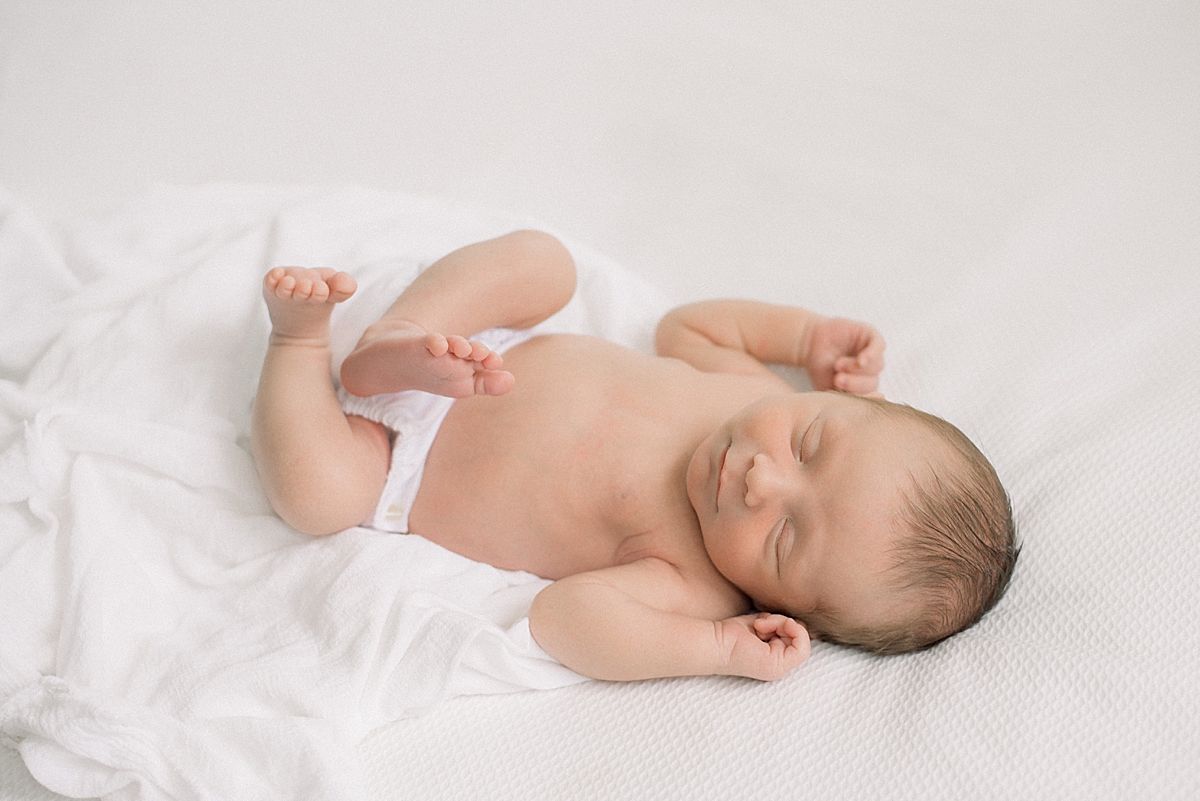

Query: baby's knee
left=270, top=485, right=374, bottom=537
left=509, top=230, right=576, bottom=296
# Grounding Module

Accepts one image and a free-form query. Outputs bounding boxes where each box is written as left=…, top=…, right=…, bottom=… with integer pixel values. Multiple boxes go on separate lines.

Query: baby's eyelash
left=795, top=423, right=813, bottom=463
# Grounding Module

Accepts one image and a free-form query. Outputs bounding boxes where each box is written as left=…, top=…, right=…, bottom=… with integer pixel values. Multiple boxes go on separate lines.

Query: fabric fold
left=0, top=186, right=661, bottom=800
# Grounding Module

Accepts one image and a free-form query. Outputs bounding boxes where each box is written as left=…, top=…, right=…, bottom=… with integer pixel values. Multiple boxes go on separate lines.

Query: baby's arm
left=340, top=230, right=576, bottom=397
left=655, top=300, right=884, bottom=395
left=529, top=559, right=810, bottom=682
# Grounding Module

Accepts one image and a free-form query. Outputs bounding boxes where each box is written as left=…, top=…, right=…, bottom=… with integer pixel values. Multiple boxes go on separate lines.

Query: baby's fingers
left=834, top=355, right=873, bottom=374
left=753, top=615, right=812, bottom=669
left=834, top=342, right=884, bottom=376
left=753, top=613, right=800, bottom=640
left=832, top=370, right=880, bottom=396
left=857, top=330, right=886, bottom=372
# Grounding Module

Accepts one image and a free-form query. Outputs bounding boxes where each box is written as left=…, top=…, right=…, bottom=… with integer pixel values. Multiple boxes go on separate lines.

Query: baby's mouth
left=716, top=442, right=730, bottom=511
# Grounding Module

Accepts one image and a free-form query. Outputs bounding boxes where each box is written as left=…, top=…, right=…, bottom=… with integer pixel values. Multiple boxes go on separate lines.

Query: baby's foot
left=263, top=267, right=357, bottom=344
left=340, top=320, right=515, bottom=398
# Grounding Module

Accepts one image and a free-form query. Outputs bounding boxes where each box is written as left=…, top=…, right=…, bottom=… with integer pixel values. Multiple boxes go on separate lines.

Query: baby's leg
left=252, top=267, right=391, bottom=536
left=339, top=322, right=515, bottom=398
left=340, top=230, right=575, bottom=397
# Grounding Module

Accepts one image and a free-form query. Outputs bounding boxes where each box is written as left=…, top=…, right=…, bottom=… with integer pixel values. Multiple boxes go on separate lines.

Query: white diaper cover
left=337, top=325, right=544, bottom=533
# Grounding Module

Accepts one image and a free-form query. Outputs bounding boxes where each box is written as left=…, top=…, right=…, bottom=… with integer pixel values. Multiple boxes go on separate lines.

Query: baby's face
left=687, top=391, right=928, bottom=630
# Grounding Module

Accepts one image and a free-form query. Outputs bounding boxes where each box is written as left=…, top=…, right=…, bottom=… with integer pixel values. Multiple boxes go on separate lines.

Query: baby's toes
left=293, top=277, right=316, bottom=300
left=474, top=370, right=515, bottom=396
left=460, top=338, right=494, bottom=362
left=308, top=280, right=331, bottom=302
left=445, top=335, right=474, bottom=359
left=478, top=350, right=504, bottom=370
left=274, top=273, right=298, bottom=298
left=424, top=332, right=450, bottom=358
left=326, top=271, right=357, bottom=302
left=263, top=267, right=285, bottom=293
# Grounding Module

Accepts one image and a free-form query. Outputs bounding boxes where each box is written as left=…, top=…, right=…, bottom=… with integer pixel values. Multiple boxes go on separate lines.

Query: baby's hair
left=804, top=398, right=1020, bottom=655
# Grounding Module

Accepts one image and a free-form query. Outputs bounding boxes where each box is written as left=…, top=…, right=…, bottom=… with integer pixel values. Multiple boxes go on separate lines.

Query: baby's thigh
left=346, top=414, right=392, bottom=474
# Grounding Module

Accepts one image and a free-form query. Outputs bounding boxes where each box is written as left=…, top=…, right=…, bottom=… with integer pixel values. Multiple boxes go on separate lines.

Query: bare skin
left=337, top=320, right=514, bottom=398
left=253, top=267, right=391, bottom=535
left=252, top=231, right=906, bottom=682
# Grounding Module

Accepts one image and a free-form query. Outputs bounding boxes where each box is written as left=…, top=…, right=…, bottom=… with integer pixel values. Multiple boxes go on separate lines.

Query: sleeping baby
left=251, top=230, right=1018, bottom=681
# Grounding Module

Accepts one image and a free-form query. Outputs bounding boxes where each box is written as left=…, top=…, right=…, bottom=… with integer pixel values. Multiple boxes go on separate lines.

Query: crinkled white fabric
left=338, top=325, right=546, bottom=534
left=0, top=185, right=669, bottom=801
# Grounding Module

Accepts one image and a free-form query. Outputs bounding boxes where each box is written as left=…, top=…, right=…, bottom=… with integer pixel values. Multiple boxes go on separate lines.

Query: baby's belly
left=406, top=338, right=639, bottom=578
left=407, top=334, right=713, bottom=579
left=407, top=424, right=627, bottom=579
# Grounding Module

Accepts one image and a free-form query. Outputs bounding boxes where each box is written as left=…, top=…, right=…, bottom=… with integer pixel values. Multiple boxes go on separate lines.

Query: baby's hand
left=715, top=613, right=811, bottom=681
left=804, top=316, right=885, bottom=396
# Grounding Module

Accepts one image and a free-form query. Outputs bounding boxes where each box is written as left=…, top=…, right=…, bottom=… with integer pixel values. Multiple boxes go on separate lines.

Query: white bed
left=2, top=2, right=1198, bottom=799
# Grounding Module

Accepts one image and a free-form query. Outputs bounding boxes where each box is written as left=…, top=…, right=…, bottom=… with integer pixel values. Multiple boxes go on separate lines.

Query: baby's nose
left=744, top=453, right=787, bottom=508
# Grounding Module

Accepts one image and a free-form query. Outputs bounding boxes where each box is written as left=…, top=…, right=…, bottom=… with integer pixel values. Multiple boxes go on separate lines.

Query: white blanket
left=0, top=185, right=672, bottom=800
left=3, top=174, right=1199, bottom=800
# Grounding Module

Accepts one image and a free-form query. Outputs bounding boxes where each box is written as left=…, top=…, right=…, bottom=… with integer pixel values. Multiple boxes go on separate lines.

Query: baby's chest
left=411, top=392, right=685, bottom=578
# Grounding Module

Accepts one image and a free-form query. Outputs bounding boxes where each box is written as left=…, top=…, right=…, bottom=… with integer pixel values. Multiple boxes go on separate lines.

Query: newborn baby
left=252, top=231, right=1017, bottom=681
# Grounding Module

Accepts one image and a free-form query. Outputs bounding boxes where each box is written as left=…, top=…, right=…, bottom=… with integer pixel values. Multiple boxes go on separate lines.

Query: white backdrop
left=4, top=1, right=1193, bottom=311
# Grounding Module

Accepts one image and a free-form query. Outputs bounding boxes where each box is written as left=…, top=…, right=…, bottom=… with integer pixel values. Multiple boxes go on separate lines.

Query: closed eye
left=798, top=415, right=822, bottom=464
left=795, top=422, right=814, bottom=464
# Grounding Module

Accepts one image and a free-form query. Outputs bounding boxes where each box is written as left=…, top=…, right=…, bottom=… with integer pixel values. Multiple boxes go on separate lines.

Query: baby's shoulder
left=615, top=553, right=749, bottom=622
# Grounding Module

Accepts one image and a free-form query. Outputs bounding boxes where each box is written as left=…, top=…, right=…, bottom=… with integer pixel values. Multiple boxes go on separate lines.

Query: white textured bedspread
left=0, top=186, right=675, bottom=800
left=356, top=169, right=1200, bottom=800
left=2, top=173, right=1199, bottom=800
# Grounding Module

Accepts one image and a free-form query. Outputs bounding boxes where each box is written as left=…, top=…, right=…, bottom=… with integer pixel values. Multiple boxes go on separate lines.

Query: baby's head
left=686, top=391, right=1018, bottom=655
left=804, top=398, right=1019, bottom=653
